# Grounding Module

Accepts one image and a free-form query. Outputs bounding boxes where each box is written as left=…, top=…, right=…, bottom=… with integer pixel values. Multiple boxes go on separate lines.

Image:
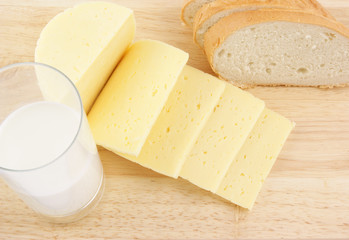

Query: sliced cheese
left=35, top=2, right=135, bottom=112
left=217, top=108, right=294, bottom=210
left=88, top=40, right=189, bottom=157
left=119, top=66, right=226, bottom=177
left=180, top=84, right=265, bottom=192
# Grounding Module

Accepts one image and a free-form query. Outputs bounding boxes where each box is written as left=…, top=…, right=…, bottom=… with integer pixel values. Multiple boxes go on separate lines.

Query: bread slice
left=193, top=0, right=335, bottom=48
left=204, top=9, right=349, bottom=87
left=181, top=0, right=214, bottom=27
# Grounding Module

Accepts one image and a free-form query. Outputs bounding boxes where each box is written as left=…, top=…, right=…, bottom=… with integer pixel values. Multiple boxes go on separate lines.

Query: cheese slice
left=35, top=2, right=135, bottom=112
left=217, top=108, right=294, bottom=210
left=88, top=40, right=189, bottom=156
left=118, top=66, right=226, bottom=177
left=180, top=84, right=265, bottom=192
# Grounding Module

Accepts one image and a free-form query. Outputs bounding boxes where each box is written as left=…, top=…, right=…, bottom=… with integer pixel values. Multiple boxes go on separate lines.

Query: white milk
left=0, top=101, right=103, bottom=216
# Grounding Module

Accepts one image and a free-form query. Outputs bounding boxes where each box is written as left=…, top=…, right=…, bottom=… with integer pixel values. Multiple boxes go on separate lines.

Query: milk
left=0, top=101, right=103, bottom=216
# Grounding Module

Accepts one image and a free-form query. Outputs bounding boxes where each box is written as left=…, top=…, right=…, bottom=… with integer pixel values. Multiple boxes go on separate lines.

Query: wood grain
left=0, top=0, right=349, bottom=239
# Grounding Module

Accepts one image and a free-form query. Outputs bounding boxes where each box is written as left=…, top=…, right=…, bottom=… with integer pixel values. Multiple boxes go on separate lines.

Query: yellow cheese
left=180, top=84, right=265, bottom=192
left=88, top=40, right=189, bottom=157
left=217, top=109, right=294, bottom=210
left=35, top=2, right=135, bottom=112
left=118, top=66, right=226, bottom=177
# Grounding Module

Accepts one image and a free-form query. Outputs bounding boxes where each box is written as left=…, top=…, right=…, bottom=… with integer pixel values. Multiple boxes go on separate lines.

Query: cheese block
left=35, top=2, right=135, bottom=112
left=180, top=84, right=265, bottom=192
left=193, top=0, right=335, bottom=48
left=88, top=40, right=189, bottom=157
left=217, top=109, right=294, bottom=210
left=118, top=66, right=225, bottom=177
left=204, top=9, right=349, bottom=87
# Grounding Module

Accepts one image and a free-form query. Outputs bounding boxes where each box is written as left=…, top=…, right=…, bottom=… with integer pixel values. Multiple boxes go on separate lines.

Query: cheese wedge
left=118, top=66, right=225, bottom=177
left=180, top=84, right=265, bottom=192
left=35, top=2, right=135, bottom=112
left=88, top=40, right=189, bottom=157
left=217, top=109, right=294, bottom=210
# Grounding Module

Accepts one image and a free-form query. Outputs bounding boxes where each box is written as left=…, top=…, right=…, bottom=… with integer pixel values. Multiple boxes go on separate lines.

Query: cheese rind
left=118, top=66, right=226, bottom=177
left=180, top=84, right=265, bottom=192
left=35, top=2, right=135, bottom=112
left=217, top=108, right=294, bottom=210
left=88, top=40, right=189, bottom=157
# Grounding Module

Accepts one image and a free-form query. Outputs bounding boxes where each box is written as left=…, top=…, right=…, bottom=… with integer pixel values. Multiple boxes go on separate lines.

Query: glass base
left=38, top=172, right=105, bottom=224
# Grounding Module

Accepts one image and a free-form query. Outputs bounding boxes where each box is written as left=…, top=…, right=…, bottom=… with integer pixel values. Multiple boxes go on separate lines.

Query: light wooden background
left=1, top=0, right=349, bottom=239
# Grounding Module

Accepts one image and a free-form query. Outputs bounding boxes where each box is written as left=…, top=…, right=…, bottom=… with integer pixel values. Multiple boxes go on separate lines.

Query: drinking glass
left=0, top=62, right=104, bottom=223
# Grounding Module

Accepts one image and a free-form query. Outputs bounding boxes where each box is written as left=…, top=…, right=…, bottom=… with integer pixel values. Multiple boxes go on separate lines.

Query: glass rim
left=0, top=62, right=84, bottom=173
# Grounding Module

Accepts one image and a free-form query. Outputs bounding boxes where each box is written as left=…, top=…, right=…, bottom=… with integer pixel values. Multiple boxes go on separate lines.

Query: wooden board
left=0, top=0, right=349, bottom=239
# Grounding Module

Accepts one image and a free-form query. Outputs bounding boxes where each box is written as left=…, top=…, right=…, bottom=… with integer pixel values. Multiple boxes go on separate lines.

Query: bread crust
left=181, top=0, right=194, bottom=26
left=193, top=0, right=335, bottom=46
left=215, top=73, right=349, bottom=89
left=204, top=8, right=349, bottom=87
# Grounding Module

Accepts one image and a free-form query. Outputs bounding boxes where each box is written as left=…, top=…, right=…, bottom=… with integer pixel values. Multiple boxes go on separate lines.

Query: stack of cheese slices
left=35, top=2, right=294, bottom=210
left=182, top=0, right=349, bottom=87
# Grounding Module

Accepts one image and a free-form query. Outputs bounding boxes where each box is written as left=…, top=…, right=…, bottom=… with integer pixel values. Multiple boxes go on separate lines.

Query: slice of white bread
left=204, top=9, right=349, bottom=87
left=181, top=0, right=214, bottom=27
left=193, top=0, right=335, bottom=48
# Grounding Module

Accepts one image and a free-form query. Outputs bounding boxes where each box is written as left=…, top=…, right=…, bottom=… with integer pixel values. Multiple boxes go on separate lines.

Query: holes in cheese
left=180, top=84, right=265, bottom=192
left=35, top=2, right=135, bottom=112
left=88, top=40, right=189, bottom=157
left=216, top=109, right=294, bottom=210
left=118, top=65, right=225, bottom=177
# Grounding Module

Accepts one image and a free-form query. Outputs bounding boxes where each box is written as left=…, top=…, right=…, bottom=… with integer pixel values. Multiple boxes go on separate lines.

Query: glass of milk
left=0, top=62, right=104, bottom=223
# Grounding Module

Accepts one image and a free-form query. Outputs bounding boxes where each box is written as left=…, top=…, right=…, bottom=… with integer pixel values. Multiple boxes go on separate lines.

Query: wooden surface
left=1, top=0, right=349, bottom=239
